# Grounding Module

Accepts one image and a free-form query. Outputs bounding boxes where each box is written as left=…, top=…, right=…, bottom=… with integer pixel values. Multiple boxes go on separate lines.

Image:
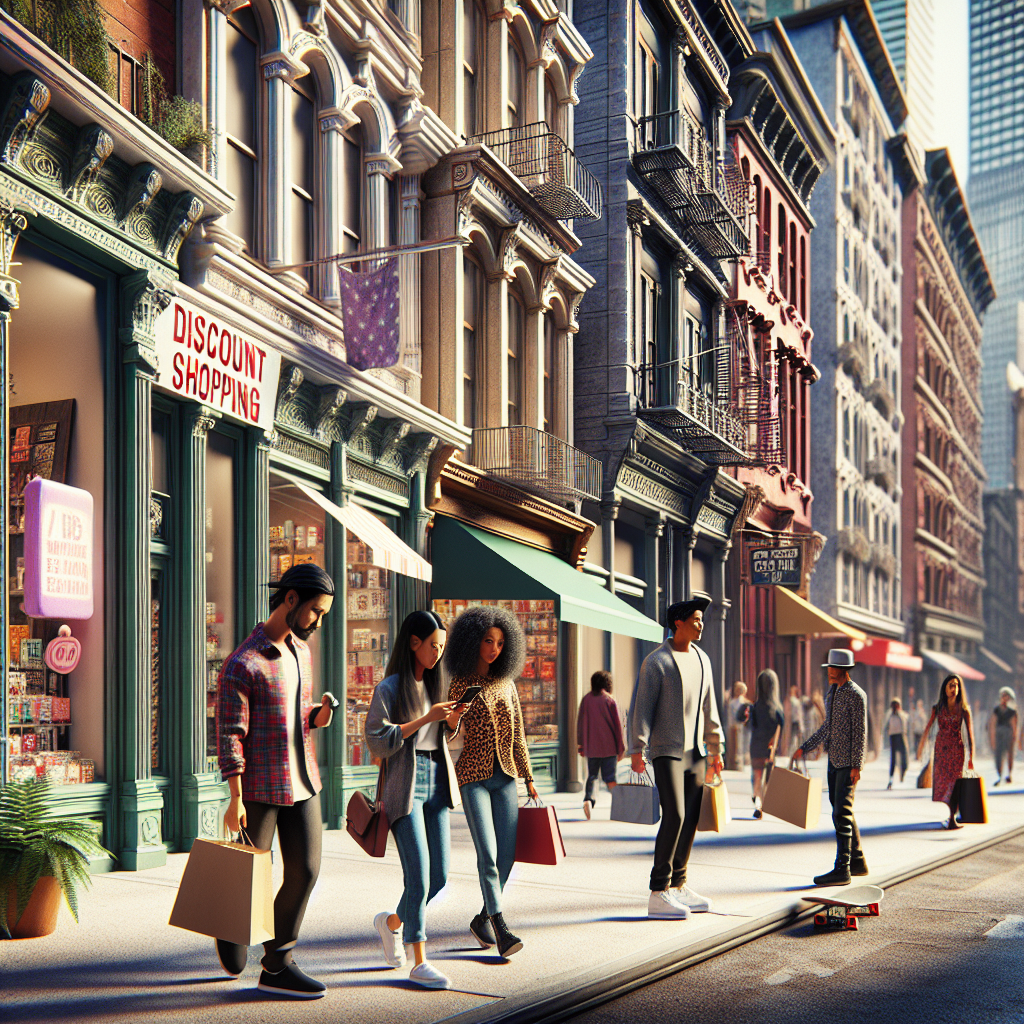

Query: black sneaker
left=257, top=963, right=326, bottom=999
left=216, top=939, right=247, bottom=977
left=470, top=911, right=495, bottom=948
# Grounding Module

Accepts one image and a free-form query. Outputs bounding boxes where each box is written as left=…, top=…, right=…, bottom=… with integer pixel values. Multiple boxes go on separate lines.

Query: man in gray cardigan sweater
left=629, top=597, right=724, bottom=919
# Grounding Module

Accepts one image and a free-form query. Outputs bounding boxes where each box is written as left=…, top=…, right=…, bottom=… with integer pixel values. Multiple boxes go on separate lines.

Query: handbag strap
left=628, top=767, right=655, bottom=787
left=236, top=828, right=255, bottom=847
left=522, top=795, right=545, bottom=807
left=374, top=758, right=387, bottom=802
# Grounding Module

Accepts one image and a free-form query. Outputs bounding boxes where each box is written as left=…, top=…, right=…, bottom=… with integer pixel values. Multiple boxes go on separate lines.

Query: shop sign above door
left=153, top=298, right=282, bottom=432
left=748, top=542, right=802, bottom=588
left=23, top=478, right=94, bottom=620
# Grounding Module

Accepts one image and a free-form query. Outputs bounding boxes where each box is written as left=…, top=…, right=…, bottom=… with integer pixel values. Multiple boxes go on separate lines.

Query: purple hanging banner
left=339, top=258, right=401, bottom=371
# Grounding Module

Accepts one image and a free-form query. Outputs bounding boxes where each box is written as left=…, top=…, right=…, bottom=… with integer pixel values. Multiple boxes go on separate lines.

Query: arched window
left=762, top=187, right=772, bottom=264
left=463, top=0, right=486, bottom=136
left=506, top=288, right=525, bottom=424
left=753, top=174, right=762, bottom=260
left=843, top=235, right=850, bottom=284
left=799, top=235, right=807, bottom=318
left=507, top=36, right=526, bottom=129
left=462, top=253, right=484, bottom=428
left=543, top=313, right=555, bottom=433
left=342, top=125, right=363, bottom=255
left=545, top=75, right=560, bottom=140
left=288, top=76, right=316, bottom=287
left=788, top=221, right=797, bottom=305
left=777, top=203, right=787, bottom=294
left=843, top=311, right=850, bottom=346
left=225, top=8, right=260, bottom=250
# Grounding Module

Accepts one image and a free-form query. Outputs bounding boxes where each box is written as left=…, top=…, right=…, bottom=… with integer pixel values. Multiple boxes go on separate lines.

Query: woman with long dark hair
left=916, top=674, right=975, bottom=829
left=739, top=669, right=784, bottom=819
left=364, top=610, right=468, bottom=989
left=445, top=606, right=537, bottom=960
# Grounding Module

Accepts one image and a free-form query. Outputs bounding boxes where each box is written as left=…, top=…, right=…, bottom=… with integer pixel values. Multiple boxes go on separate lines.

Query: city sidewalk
left=2, top=756, right=1022, bottom=1024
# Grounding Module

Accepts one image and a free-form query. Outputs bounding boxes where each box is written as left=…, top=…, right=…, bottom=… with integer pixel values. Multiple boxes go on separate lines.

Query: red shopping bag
left=514, top=800, right=566, bottom=865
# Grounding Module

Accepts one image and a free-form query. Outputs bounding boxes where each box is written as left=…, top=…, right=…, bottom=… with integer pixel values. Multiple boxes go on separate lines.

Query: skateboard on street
left=803, top=884, right=884, bottom=931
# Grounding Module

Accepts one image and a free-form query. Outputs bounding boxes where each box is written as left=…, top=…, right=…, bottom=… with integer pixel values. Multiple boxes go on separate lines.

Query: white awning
left=275, top=472, right=432, bottom=582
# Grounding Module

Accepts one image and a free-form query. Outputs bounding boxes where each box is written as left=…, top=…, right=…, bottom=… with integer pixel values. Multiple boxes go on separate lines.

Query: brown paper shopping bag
left=761, top=761, right=822, bottom=829
left=169, top=836, right=274, bottom=945
left=697, top=774, right=731, bottom=832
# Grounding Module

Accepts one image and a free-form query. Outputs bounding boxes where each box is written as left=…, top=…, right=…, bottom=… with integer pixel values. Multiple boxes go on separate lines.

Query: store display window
left=432, top=599, right=559, bottom=745
left=268, top=471, right=328, bottom=696
left=346, top=523, right=395, bottom=766
left=205, top=431, right=237, bottom=773
left=6, top=238, right=106, bottom=784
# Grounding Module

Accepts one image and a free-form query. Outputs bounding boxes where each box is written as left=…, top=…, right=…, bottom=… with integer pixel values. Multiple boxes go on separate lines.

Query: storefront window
left=268, top=471, right=327, bottom=701
left=346, top=521, right=395, bottom=765
left=431, top=599, right=559, bottom=745
left=6, top=238, right=105, bottom=785
left=205, top=431, right=237, bottom=773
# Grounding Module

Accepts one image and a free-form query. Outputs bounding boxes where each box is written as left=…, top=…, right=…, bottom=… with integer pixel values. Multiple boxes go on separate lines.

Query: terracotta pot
left=5, top=875, right=62, bottom=938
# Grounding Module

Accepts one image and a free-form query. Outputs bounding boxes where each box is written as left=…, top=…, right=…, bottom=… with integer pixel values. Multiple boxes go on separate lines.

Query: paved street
left=564, top=831, right=1024, bottom=1024
left=1, top=757, right=1021, bottom=1024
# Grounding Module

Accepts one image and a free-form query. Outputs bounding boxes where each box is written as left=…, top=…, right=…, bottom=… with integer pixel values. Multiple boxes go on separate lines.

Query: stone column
left=0, top=204, right=26, bottom=785
left=644, top=514, right=665, bottom=643
left=204, top=1, right=246, bottom=180
left=118, top=270, right=174, bottom=870
left=365, top=158, right=400, bottom=259
left=177, top=405, right=222, bottom=851
left=399, top=174, right=423, bottom=389
left=680, top=526, right=698, bottom=598
left=319, top=114, right=345, bottom=305
left=525, top=304, right=544, bottom=429
left=711, top=541, right=732, bottom=710
left=262, top=61, right=291, bottom=267
left=600, top=499, right=620, bottom=669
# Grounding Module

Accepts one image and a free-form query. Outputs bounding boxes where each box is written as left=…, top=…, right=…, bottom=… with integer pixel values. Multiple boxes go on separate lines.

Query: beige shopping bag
left=697, top=774, right=732, bottom=832
left=169, top=836, right=275, bottom=945
left=761, top=762, right=822, bottom=829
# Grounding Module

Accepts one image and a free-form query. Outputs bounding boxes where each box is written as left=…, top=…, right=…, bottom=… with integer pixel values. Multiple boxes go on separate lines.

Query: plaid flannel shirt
left=217, top=623, right=325, bottom=805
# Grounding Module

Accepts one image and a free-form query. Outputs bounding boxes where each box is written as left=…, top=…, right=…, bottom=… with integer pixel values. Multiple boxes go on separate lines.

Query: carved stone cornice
left=344, top=403, right=379, bottom=444
left=314, top=385, right=349, bottom=439
left=276, top=364, right=305, bottom=417
left=120, top=268, right=174, bottom=375
left=68, top=123, right=113, bottom=200
left=626, top=199, right=648, bottom=237
left=404, top=433, right=438, bottom=476
left=379, top=419, right=411, bottom=461
left=0, top=200, right=29, bottom=310
left=0, top=74, right=50, bottom=165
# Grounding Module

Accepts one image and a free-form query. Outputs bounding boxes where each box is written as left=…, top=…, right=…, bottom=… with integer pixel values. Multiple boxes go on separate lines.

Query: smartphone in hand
left=457, top=685, right=483, bottom=706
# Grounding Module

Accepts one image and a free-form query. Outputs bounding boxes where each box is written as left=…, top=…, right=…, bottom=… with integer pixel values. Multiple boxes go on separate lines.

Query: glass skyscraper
left=969, top=0, right=1024, bottom=488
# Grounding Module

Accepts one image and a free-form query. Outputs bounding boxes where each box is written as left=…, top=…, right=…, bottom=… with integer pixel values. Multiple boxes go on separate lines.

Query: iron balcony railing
left=632, top=109, right=751, bottom=258
left=636, top=360, right=750, bottom=465
left=468, top=121, right=602, bottom=221
left=470, top=425, right=602, bottom=505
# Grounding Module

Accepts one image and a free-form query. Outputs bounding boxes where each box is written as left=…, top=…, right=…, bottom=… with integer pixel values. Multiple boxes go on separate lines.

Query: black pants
left=223, top=792, right=322, bottom=972
left=889, top=735, right=908, bottom=781
left=650, top=756, right=705, bottom=892
left=827, top=764, right=860, bottom=854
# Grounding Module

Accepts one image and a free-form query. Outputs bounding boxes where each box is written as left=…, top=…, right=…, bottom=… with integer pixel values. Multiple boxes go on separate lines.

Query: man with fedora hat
left=794, top=648, right=867, bottom=886
left=216, top=563, right=339, bottom=996
left=629, top=596, right=725, bottom=919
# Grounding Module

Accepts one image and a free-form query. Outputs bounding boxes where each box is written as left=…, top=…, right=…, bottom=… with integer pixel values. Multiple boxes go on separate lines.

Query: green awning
left=431, top=517, right=664, bottom=642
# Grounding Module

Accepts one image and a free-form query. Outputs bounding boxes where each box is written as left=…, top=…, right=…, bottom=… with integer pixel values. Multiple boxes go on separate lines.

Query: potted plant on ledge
left=0, top=776, right=111, bottom=939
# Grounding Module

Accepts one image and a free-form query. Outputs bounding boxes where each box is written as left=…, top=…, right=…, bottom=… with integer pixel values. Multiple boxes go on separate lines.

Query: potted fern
left=0, top=776, right=111, bottom=939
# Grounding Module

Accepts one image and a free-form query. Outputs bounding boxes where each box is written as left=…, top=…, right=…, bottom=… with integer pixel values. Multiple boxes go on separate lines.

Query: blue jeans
left=460, top=759, right=519, bottom=916
left=585, top=755, right=618, bottom=805
left=390, top=754, right=451, bottom=944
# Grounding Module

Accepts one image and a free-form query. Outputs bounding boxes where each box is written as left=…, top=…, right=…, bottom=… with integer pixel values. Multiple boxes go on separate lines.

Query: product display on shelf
left=5, top=400, right=91, bottom=784
left=432, top=598, right=559, bottom=745
left=346, top=532, right=391, bottom=766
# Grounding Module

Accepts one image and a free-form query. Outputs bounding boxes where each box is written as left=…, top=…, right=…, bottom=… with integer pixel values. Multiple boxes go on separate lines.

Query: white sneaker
left=409, top=961, right=451, bottom=989
left=648, top=890, right=690, bottom=919
left=669, top=884, right=712, bottom=912
left=373, top=911, right=406, bottom=967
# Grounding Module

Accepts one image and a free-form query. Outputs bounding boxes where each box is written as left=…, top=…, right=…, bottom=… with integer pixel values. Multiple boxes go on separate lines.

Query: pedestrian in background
left=629, top=597, right=724, bottom=919
left=739, top=669, right=783, bottom=820
left=794, top=649, right=868, bottom=886
left=445, top=606, right=537, bottom=959
left=726, top=681, right=750, bottom=771
left=885, top=698, right=909, bottom=789
left=786, top=683, right=804, bottom=755
left=916, top=674, right=976, bottom=830
left=365, top=610, right=468, bottom=990
left=577, top=670, right=625, bottom=819
left=989, top=687, right=1017, bottom=786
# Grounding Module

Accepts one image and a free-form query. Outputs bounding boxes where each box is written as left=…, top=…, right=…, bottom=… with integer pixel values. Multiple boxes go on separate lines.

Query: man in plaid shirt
left=216, top=563, right=337, bottom=998
left=795, top=648, right=868, bottom=887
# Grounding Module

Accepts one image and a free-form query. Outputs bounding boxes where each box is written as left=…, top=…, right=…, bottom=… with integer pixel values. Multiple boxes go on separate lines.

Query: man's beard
left=287, top=607, right=317, bottom=641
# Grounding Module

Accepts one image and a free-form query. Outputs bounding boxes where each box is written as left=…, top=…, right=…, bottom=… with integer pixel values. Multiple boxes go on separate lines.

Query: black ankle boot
left=849, top=849, right=869, bottom=876
left=470, top=909, right=495, bottom=948
left=813, top=836, right=852, bottom=886
left=488, top=912, right=523, bottom=958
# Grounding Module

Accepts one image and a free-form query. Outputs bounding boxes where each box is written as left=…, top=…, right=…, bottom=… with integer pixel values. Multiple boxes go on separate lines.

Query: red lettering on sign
left=186, top=355, right=198, bottom=394
left=251, top=388, right=260, bottom=422
left=173, top=303, right=186, bottom=346
left=198, top=363, right=210, bottom=400
left=172, top=351, right=184, bottom=389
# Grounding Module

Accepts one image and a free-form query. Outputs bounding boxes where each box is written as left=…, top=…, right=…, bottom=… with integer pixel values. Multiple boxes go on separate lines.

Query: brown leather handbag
left=346, top=764, right=389, bottom=857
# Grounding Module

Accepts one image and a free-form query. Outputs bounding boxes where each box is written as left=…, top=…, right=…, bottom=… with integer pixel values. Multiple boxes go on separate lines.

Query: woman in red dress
left=917, top=674, right=975, bottom=829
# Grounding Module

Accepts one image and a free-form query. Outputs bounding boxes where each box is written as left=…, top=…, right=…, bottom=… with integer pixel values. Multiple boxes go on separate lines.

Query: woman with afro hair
left=445, top=605, right=537, bottom=959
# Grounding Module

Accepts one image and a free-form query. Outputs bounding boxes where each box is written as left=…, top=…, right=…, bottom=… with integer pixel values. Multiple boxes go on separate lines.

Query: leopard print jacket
left=449, top=673, right=534, bottom=788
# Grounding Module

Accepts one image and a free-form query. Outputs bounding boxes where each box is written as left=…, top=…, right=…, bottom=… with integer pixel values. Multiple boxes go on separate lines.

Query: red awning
left=849, top=637, right=923, bottom=672
left=921, top=649, right=985, bottom=682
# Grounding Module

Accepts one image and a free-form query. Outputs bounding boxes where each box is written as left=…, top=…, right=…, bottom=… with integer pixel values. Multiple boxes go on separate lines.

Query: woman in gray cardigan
left=364, top=610, right=467, bottom=990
